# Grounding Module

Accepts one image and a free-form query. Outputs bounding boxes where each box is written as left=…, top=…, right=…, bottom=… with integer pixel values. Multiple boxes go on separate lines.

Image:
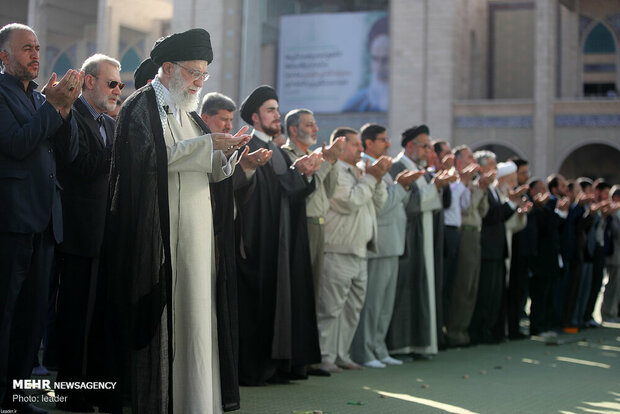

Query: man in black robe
left=90, top=28, right=247, bottom=413
left=235, top=85, right=323, bottom=385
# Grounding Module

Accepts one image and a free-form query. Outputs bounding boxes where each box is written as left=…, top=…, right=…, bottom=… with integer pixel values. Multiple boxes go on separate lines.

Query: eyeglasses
left=173, top=62, right=210, bottom=81
left=375, top=137, right=390, bottom=143
left=414, top=142, right=431, bottom=149
left=102, top=79, right=125, bottom=90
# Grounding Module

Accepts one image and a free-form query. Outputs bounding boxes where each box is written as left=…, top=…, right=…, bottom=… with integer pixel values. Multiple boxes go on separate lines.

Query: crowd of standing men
left=1, top=23, right=620, bottom=414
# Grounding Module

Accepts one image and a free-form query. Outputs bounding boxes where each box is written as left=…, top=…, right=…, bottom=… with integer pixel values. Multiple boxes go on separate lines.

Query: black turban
left=401, top=124, right=430, bottom=147
left=133, top=58, right=158, bottom=89
left=150, top=28, right=213, bottom=66
left=239, top=85, right=278, bottom=125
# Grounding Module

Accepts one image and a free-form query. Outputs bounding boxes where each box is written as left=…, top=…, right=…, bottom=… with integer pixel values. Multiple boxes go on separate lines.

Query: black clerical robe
left=235, top=135, right=320, bottom=385
left=89, top=84, right=239, bottom=413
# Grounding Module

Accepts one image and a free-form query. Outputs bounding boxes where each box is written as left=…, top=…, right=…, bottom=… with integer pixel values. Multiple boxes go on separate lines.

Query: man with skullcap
left=235, top=85, right=323, bottom=385
left=91, top=28, right=249, bottom=413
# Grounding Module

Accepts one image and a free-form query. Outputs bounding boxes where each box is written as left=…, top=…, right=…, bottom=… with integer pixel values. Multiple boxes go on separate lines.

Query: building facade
left=2, top=0, right=618, bottom=181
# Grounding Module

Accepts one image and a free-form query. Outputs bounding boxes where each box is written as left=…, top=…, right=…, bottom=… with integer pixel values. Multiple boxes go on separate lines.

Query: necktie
left=96, top=114, right=106, bottom=145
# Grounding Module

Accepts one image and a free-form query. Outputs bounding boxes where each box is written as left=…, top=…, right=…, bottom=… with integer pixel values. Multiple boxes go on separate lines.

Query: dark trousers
left=584, top=246, right=605, bottom=323
left=56, top=252, right=98, bottom=394
left=553, top=261, right=572, bottom=326
left=507, top=254, right=529, bottom=336
left=0, top=230, right=54, bottom=406
left=470, top=259, right=504, bottom=343
left=530, top=261, right=559, bottom=334
left=443, top=226, right=461, bottom=318
left=564, top=257, right=583, bottom=327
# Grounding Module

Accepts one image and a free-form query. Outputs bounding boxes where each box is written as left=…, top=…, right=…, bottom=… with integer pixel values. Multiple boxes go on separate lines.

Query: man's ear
left=0, top=50, right=10, bottom=68
left=251, top=111, right=259, bottom=126
left=83, top=73, right=96, bottom=90
left=161, top=61, right=174, bottom=76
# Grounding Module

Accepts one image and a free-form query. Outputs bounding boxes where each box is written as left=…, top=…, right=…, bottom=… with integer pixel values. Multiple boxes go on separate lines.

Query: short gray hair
left=473, top=150, right=496, bottom=167
left=0, top=23, right=34, bottom=52
left=285, top=108, right=313, bottom=136
left=201, top=92, right=236, bottom=116
left=81, top=53, right=121, bottom=77
left=452, top=144, right=471, bottom=160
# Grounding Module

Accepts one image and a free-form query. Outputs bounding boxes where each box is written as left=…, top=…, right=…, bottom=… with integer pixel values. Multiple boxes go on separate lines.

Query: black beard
left=262, top=123, right=280, bottom=137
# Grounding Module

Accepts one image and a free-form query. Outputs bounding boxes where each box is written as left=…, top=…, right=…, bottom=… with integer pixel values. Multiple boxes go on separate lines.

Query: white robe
left=163, top=110, right=235, bottom=414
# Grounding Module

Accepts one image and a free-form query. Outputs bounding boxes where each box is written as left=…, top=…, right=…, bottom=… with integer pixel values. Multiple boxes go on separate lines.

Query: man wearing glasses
left=54, top=53, right=121, bottom=412
left=91, top=29, right=250, bottom=414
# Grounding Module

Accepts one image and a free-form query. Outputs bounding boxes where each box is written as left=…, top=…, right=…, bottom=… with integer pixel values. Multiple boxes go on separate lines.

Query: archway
left=559, top=144, right=620, bottom=184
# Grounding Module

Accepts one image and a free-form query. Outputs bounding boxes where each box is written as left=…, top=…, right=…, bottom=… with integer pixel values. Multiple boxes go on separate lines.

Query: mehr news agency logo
left=10, top=379, right=117, bottom=404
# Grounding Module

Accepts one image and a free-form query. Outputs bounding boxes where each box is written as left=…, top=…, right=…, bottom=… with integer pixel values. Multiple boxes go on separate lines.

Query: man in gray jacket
left=351, top=124, right=422, bottom=368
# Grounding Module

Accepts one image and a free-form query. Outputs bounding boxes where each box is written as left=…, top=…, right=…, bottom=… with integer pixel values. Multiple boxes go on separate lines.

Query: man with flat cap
left=235, top=85, right=323, bottom=385
left=91, top=28, right=249, bottom=414
left=386, top=125, right=454, bottom=358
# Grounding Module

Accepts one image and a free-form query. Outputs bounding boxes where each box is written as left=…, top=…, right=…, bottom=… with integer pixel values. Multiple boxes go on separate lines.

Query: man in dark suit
left=469, top=151, right=523, bottom=344
left=54, top=53, right=121, bottom=412
left=0, top=23, right=80, bottom=414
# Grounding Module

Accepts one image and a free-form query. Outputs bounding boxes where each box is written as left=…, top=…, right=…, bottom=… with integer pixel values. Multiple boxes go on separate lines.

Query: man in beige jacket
left=316, top=127, right=389, bottom=372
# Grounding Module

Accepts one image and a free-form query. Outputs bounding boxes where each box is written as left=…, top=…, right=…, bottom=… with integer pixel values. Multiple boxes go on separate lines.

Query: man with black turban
left=235, top=85, right=324, bottom=385
left=91, top=28, right=249, bottom=413
left=386, top=125, right=454, bottom=359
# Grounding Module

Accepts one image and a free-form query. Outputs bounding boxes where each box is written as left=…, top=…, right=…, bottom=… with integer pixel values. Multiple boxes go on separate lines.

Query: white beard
left=169, top=68, right=200, bottom=112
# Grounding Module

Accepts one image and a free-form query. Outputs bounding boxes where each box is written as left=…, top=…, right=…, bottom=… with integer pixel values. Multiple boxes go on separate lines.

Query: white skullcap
left=496, top=161, right=517, bottom=178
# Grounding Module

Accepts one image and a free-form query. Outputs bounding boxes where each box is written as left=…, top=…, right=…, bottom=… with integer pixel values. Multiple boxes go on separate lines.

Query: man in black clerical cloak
left=234, top=85, right=322, bottom=385
left=88, top=28, right=242, bottom=414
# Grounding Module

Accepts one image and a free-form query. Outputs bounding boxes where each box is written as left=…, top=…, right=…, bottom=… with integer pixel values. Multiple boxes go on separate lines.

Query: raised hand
left=44, top=69, right=84, bottom=119
left=239, top=146, right=272, bottom=172
left=533, top=192, right=551, bottom=207
left=395, top=169, right=425, bottom=190
left=366, top=155, right=392, bottom=182
left=441, top=154, right=455, bottom=170
left=459, top=163, right=480, bottom=186
left=557, top=196, right=570, bottom=212
left=508, top=185, right=529, bottom=202
left=212, top=125, right=251, bottom=156
left=478, top=170, right=496, bottom=191
left=322, top=136, right=346, bottom=164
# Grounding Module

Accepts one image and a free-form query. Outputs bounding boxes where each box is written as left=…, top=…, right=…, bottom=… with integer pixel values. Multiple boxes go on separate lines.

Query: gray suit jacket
left=369, top=170, right=409, bottom=258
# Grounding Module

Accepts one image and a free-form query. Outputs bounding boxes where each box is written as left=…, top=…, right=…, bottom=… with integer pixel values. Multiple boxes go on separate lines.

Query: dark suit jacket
left=0, top=73, right=78, bottom=243
left=57, top=98, right=114, bottom=257
left=481, top=187, right=515, bottom=261
left=529, top=197, right=565, bottom=271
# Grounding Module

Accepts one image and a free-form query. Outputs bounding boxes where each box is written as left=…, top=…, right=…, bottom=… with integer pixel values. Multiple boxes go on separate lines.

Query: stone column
left=533, top=0, right=557, bottom=178
left=97, top=0, right=120, bottom=58
left=28, top=0, right=48, bottom=77
left=389, top=0, right=455, bottom=152
left=239, top=0, right=262, bottom=106
left=172, top=0, right=225, bottom=94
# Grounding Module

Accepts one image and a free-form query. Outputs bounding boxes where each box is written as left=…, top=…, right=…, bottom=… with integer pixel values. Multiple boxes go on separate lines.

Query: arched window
left=583, top=23, right=617, bottom=97
left=52, top=53, right=73, bottom=77
left=120, top=47, right=141, bottom=73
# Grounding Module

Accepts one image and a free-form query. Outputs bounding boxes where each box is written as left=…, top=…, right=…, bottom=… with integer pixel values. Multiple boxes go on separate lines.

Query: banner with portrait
left=277, top=11, right=389, bottom=114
